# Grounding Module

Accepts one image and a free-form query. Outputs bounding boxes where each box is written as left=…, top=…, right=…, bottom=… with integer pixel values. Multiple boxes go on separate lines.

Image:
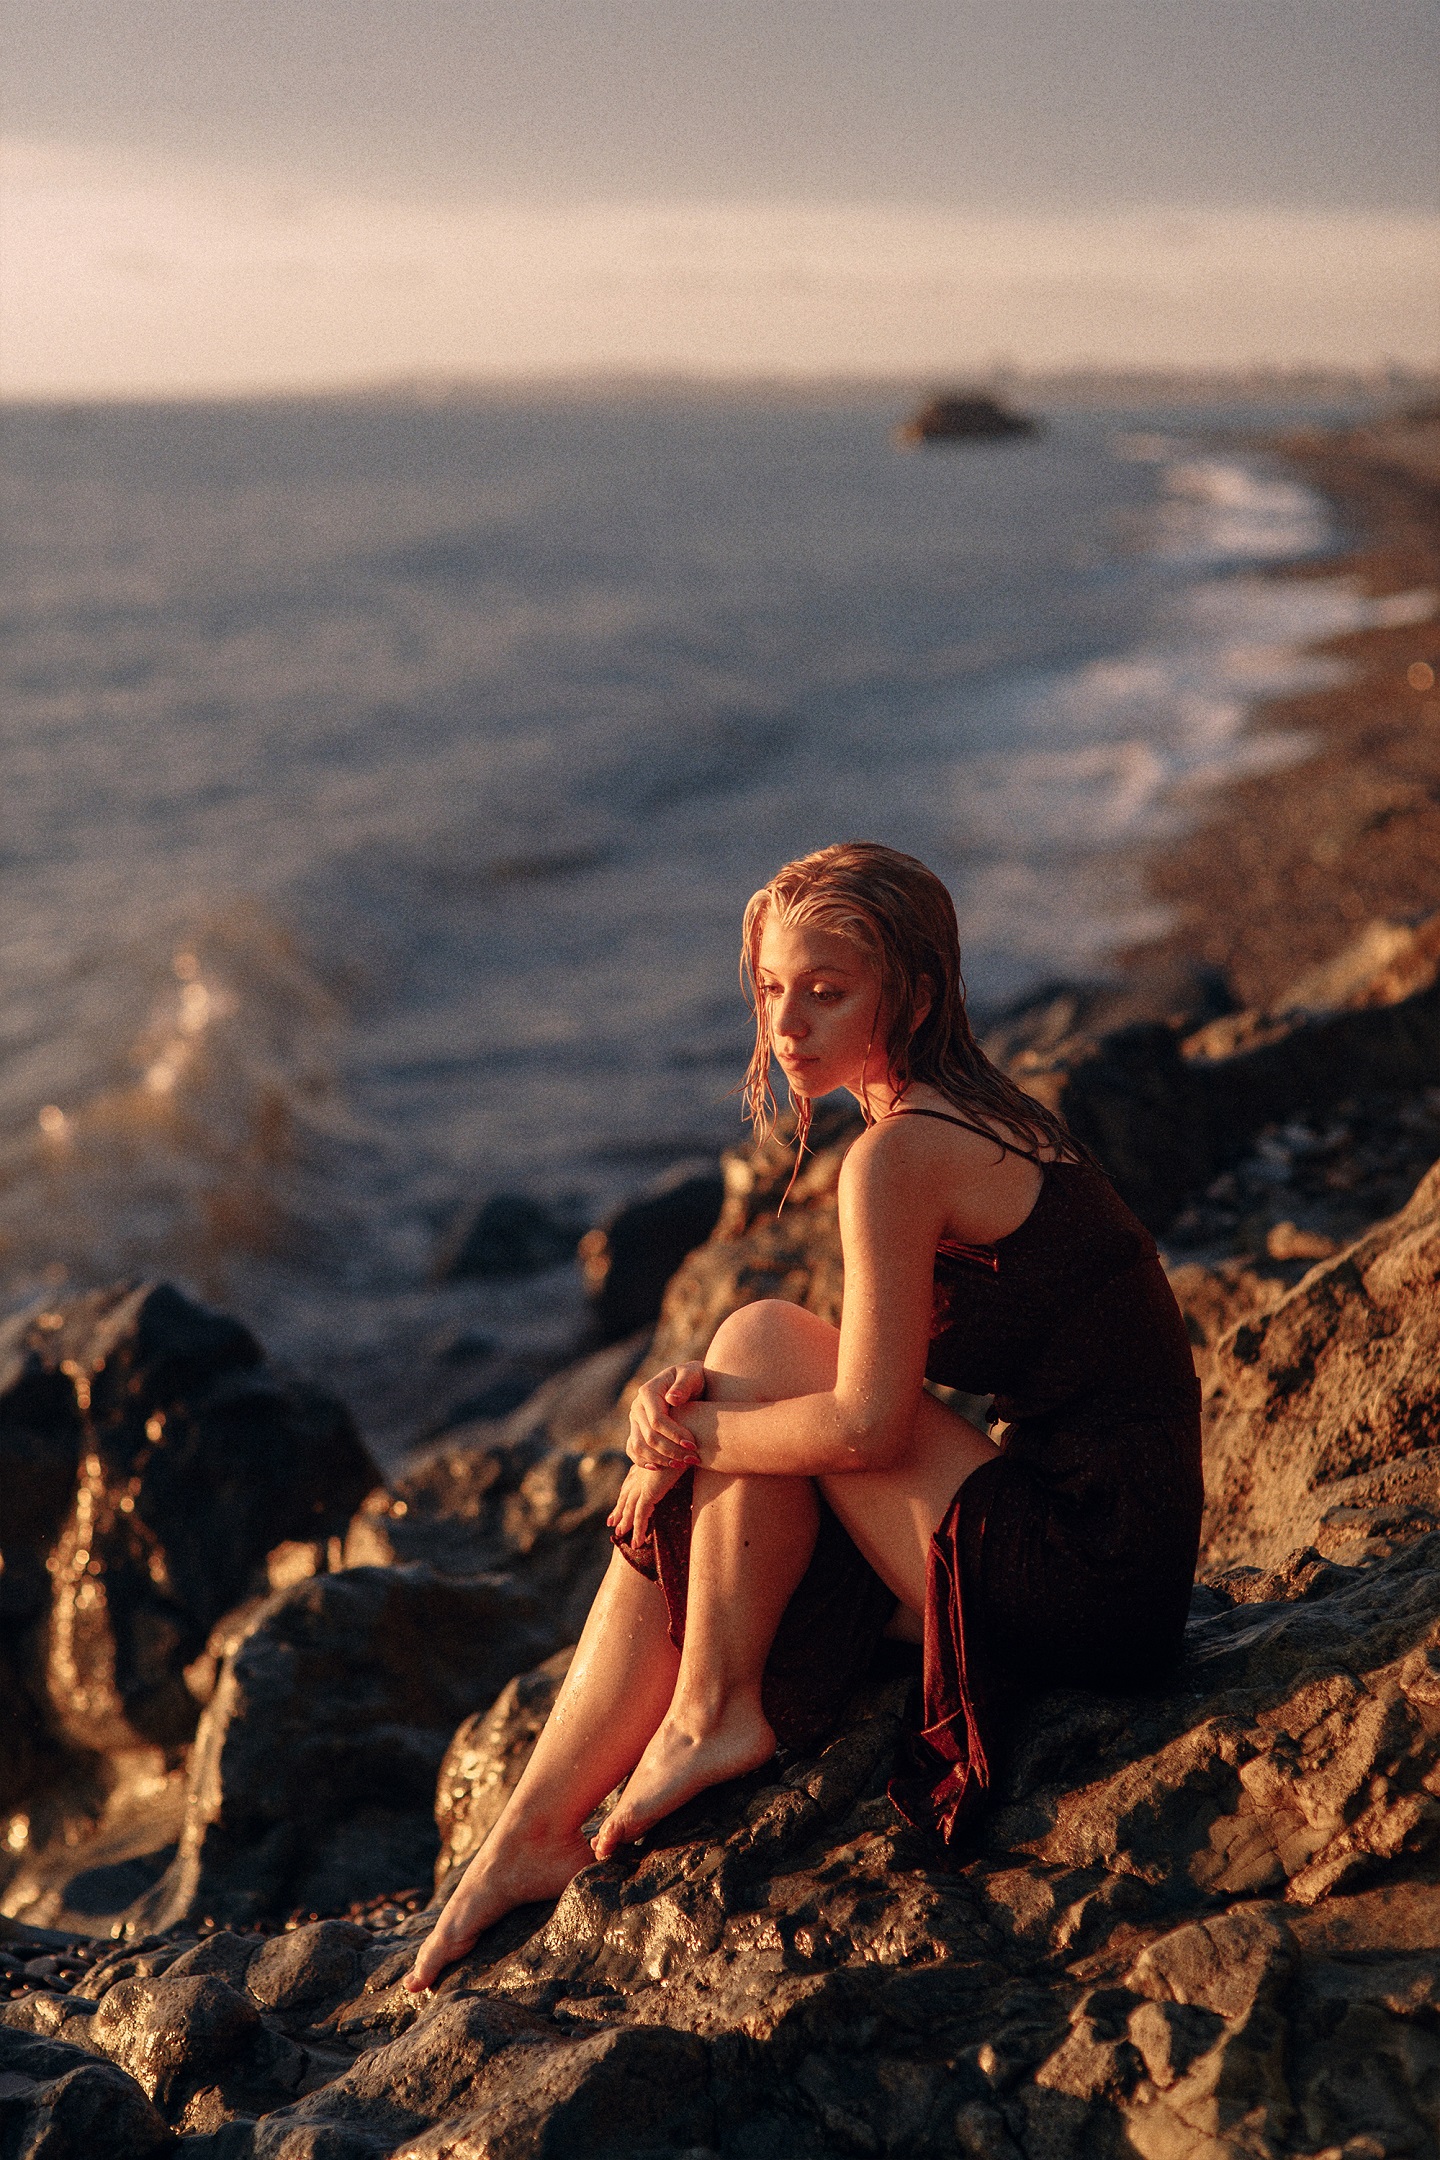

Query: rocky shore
left=3, top=409, right=1440, bottom=2159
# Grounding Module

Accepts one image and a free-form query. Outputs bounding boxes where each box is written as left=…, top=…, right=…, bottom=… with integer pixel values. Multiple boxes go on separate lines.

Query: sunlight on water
left=0, top=387, right=1409, bottom=1449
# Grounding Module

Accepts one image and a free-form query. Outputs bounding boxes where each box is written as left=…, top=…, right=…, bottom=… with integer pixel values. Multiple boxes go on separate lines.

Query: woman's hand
left=608, top=1462, right=686, bottom=1550
left=626, top=1361, right=705, bottom=1471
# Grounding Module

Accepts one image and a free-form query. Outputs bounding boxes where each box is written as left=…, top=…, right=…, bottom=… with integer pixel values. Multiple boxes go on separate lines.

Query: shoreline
left=1122, top=406, right=1440, bottom=1007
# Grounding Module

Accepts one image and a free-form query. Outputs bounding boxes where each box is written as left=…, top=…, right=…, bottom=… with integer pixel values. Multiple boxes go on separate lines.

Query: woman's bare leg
left=591, top=1465, right=819, bottom=1855
left=687, top=1298, right=999, bottom=1622
left=594, top=1289, right=994, bottom=1858
left=406, top=1549, right=678, bottom=1990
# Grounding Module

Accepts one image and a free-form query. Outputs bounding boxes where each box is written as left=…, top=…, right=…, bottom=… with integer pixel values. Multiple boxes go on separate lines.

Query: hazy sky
left=4, top=0, right=1437, bottom=395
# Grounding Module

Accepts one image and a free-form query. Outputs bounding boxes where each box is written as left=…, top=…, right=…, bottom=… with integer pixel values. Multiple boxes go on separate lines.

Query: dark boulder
left=0, top=2025, right=171, bottom=2157
left=0, top=1282, right=375, bottom=1762
left=90, top=1972, right=268, bottom=2110
left=0, top=1318, right=84, bottom=1625
left=135, top=1564, right=558, bottom=1930
left=577, top=1162, right=725, bottom=1342
left=1003, top=910, right=1440, bottom=1229
left=432, top=1193, right=582, bottom=1282
left=244, top=1921, right=369, bottom=2015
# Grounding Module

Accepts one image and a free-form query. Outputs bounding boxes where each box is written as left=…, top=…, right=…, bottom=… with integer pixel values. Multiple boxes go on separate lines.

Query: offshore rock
left=895, top=392, right=1041, bottom=444
left=1202, top=1156, right=1440, bottom=1569
left=134, top=1564, right=559, bottom=1931
left=0, top=1281, right=373, bottom=1761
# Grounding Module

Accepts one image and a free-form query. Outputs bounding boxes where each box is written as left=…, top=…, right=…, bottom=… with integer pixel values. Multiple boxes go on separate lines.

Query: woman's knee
left=705, top=1298, right=837, bottom=1395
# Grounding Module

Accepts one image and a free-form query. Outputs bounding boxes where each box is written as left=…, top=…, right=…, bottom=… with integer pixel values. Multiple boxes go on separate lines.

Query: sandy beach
left=1133, top=404, right=1440, bottom=1005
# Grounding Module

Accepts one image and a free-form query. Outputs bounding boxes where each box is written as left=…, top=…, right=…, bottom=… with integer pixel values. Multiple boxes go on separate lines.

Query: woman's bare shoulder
left=838, top=1109, right=985, bottom=1194
left=841, top=1104, right=1050, bottom=1243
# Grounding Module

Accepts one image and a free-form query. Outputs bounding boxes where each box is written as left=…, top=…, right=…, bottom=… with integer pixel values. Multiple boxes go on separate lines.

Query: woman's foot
left=404, top=1826, right=595, bottom=1992
left=591, top=1694, right=775, bottom=1860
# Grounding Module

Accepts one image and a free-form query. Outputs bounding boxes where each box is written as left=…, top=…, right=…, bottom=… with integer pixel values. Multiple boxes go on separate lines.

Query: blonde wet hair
left=739, top=841, right=1092, bottom=1184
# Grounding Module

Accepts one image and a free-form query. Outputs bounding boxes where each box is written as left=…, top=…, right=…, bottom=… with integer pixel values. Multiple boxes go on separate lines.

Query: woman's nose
left=774, top=995, right=808, bottom=1042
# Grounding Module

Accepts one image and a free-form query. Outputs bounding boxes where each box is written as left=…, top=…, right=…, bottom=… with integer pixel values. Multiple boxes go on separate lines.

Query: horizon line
left=5, top=360, right=1437, bottom=415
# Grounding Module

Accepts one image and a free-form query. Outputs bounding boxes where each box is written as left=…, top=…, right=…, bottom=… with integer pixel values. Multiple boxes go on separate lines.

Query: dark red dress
left=615, top=1142, right=1203, bottom=1842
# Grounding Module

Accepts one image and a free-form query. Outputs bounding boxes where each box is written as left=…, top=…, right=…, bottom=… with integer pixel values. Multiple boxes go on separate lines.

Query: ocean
left=0, top=384, right=1405, bottom=1454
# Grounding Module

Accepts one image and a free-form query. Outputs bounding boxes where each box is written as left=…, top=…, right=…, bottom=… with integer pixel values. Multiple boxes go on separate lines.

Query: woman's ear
left=913, top=975, right=934, bottom=1030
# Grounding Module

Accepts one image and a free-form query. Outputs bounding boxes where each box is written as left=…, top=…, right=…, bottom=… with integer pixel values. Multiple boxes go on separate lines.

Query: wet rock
left=92, top=1971, right=260, bottom=2103
left=432, top=1193, right=582, bottom=1282
left=397, top=2021, right=713, bottom=2158
left=233, top=1991, right=557, bottom=2155
left=1, top=1749, right=190, bottom=1932
left=1202, top=1156, right=1440, bottom=1569
left=0, top=1983, right=105, bottom=2050
left=21, top=1530, right=1440, bottom=2155
left=0, top=1657, right=58, bottom=1821
left=577, top=1162, right=725, bottom=1342
left=245, top=1922, right=368, bottom=2014
left=0, top=2024, right=171, bottom=2156
left=0, top=1319, right=83, bottom=1624
left=89, top=1970, right=307, bottom=2125
left=343, top=1335, right=642, bottom=1631
left=4, top=1282, right=374, bottom=1761
left=167, top=1929, right=261, bottom=1989
left=135, top=1565, right=558, bottom=1931
left=389, top=1536, right=1440, bottom=2155
left=432, top=1649, right=573, bottom=1897
left=984, top=1531, right=1440, bottom=1916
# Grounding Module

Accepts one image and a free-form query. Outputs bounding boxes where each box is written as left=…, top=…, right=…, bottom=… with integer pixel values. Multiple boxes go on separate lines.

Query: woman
left=407, top=842, right=1201, bottom=1992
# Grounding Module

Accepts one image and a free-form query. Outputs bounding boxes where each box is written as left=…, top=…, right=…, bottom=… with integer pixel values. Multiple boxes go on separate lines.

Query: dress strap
left=892, top=1110, right=1011, bottom=1273
left=892, top=1107, right=991, bottom=1134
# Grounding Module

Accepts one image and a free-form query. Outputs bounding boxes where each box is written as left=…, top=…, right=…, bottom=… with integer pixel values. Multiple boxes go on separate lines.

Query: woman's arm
left=630, top=1120, right=948, bottom=1478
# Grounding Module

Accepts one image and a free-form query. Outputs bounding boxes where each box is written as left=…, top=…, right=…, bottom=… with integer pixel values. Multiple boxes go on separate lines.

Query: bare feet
left=591, top=1695, right=775, bottom=1860
left=404, top=1826, right=594, bottom=1992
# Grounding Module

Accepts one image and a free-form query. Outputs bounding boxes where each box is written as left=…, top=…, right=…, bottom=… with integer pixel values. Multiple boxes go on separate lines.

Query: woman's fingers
left=608, top=1472, right=640, bottom=1542
left=663, top=1361, right=706, bottom=1406
left=627, top=1429, right=696, bottom=1470
left=626, top=1383, right=700, bottom=1467
left=609, top=1464, right=676, bottom=1548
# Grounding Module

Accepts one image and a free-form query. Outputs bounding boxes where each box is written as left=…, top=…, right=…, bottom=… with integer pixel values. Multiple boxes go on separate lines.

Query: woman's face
left=755, top=916, right=891, bottom=1104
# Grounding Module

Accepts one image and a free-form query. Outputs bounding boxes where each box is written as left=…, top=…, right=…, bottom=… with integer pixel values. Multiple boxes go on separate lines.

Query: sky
left=3, top=0, right=1438, bottom=396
